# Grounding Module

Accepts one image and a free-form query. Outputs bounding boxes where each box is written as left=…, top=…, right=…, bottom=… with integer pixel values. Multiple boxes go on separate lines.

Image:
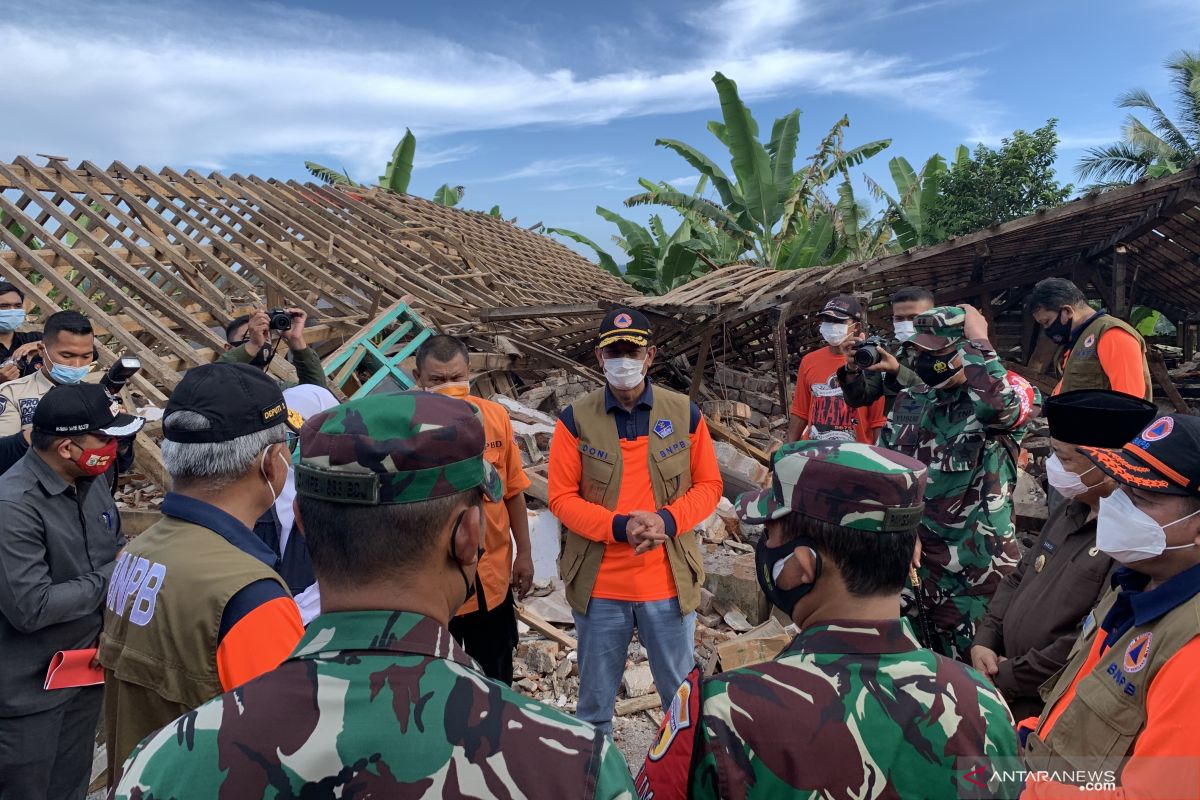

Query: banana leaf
left=379, top=129, right=416, bottom=193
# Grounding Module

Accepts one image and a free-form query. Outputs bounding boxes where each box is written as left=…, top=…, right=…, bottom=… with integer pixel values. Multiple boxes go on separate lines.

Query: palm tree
left=1076, top=49, right=1200, bottom=187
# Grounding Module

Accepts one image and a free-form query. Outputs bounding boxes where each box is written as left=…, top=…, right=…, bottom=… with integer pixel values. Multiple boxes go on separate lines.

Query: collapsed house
left=5, top=157, right=1200, bottom=763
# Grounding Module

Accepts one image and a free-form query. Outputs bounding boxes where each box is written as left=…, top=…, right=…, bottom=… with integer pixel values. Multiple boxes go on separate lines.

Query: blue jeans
left=573, top=597, right=696, bottom=736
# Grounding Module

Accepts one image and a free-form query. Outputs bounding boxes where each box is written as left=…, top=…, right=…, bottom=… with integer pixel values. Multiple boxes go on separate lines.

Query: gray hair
left=160, top=410, right=287, bottom=489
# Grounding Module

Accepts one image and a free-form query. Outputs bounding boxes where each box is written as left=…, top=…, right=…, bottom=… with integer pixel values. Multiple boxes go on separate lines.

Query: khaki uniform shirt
left=0, top=370, right=54, bottom=436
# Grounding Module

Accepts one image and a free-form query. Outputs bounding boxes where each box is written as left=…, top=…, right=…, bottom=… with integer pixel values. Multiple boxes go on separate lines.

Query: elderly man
left=99, top=363, right=305, bottom=785
left=971, top=389, right=1156, bottom=720
left=637, top=441, right=1018, bottom=799
left=548, top=307, right=722, bottom=735
left=0, top=384, right=142, bottom=799
left=1028, top=277, right=1150, bottom=400
left=1021, top=413, right=1200, bottom=799
left=112, top=392, right=636, bottom=799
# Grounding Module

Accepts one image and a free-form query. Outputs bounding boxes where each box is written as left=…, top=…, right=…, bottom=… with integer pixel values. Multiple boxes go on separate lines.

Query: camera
left=267, top=308, right=297, bottom=332
left=101, top=357, right=142, bottom=394
left=853, top=336, right=889, bottom=368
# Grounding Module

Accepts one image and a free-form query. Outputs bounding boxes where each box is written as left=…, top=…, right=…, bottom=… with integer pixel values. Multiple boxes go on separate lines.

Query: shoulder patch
left=635, top=666, right=703, bottom=799
left=0, top=395, right=6, bottom=415
left=1123, top=632, right=1153, bottom=674
left=18, top=397, right=38, bottom=425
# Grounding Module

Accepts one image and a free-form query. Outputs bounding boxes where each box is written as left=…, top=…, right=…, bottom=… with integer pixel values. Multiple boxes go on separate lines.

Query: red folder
left=43, top=649, right=103, bottom=690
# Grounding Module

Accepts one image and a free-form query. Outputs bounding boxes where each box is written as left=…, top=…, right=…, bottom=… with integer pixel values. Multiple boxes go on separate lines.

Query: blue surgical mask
left=0, top=310, right=24, bottom=332
left=46, top=354, right=93, bottom=385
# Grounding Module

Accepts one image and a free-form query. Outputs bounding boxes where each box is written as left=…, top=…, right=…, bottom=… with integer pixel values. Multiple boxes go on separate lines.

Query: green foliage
left=930, top=120, right=1072, bottom=239
left=304, top=162, right=358, bottom=186
left=379, top=129, right=416, bottom=193
left=865, top=152, right=954, bottom=248
left=1077, top=49, right=1200, bottom=187
left=432, top=184, right=464, bottom=207
left=625, top=72, right=890, bottom=270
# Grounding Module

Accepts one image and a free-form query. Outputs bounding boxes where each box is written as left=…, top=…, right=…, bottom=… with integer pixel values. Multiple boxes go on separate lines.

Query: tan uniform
left=0, top=370, right=54, bottom=436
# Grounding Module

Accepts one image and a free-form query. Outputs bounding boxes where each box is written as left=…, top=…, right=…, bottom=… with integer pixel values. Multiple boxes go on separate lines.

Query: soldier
left=635, top=441, right=1019, bottom=799
left=839, top=286, right=934, bottom=415
left=879, top=305, right=1037, bottom=661
left=1020, top=413, right=1200, bottom=798
left=112, top=392, right=637, bottom=800
left=971, top=389, right=1156, bottom=720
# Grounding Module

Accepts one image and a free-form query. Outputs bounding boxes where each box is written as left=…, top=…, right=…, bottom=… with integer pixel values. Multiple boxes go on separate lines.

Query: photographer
left=0, top=281, right=42, bottom=383
left=219, top=307, right=328, bottom=389
left=787, top=294, right=885, bottom=444
left=838, top=286, right=933, bottom=415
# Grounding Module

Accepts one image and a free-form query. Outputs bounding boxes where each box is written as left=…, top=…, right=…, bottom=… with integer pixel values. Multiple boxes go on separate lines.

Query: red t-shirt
left=790, top=347, right=886, bottom=444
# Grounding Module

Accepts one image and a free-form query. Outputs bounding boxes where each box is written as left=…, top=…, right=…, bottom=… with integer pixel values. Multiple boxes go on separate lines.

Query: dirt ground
left=612, top=713, right=661, bottom=771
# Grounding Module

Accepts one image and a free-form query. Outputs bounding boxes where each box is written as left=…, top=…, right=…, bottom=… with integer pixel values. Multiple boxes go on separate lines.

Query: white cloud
left=478, top=156, right=628, bottom=183
left=0, top=0, right=996, bottom=178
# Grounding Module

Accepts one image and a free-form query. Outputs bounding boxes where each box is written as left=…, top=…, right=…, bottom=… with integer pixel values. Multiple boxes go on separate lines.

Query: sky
left=1, top=0, right=1197, bottom=261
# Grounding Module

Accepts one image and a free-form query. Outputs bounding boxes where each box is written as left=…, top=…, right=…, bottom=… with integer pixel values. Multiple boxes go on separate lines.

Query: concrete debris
left=523, top=641, right=559, bottom=675
left=621, top=664, right=656, bottom=698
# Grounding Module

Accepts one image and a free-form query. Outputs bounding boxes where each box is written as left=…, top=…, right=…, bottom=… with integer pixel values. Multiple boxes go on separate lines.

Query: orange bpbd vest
left=1025, top=584, right=1200, bottom=780
left=557, top=386, right=705, bottom=615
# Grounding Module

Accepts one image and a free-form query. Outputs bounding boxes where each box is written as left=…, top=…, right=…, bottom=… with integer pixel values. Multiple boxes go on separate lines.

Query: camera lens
left=854, top=344, right=880, bottom=368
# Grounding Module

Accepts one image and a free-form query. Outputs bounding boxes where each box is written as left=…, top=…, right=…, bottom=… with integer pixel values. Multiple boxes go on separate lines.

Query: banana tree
left=306, top=128, right=464, bottom=207
left=624, top=72, right=890, bottom=269
left=547, top=207, right=714, bottom=296
left=864, top=148, right=964, bottom=249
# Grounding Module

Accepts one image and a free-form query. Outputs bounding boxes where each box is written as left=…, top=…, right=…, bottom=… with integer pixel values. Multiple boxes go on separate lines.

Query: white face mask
left=1045, top=453, right=1099, bottom=500
left=893, top=321, right=916, bottom=342
left=1096, top=488, right=1200, bottom=564
left=261, top=447, right=288, bottom=506
left=603, top=357, right=646, bottom=390
left=819, top=322, right=849, bottom=346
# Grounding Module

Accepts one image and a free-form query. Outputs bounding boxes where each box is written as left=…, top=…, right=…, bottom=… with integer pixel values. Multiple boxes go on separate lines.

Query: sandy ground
left=612, top=713, right=661, bottom=772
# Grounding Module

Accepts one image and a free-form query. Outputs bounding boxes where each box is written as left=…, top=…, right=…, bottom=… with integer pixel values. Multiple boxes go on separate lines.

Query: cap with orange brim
left=1079, top=414, right=1200, bottom=497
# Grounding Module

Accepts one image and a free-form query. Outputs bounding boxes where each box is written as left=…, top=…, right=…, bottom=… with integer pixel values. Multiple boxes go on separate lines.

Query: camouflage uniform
left=878, top=307, right=1035, bottom=661
left=112, top=392, right=636, bottom=800
left=635, top=441, right=1019, bottom=800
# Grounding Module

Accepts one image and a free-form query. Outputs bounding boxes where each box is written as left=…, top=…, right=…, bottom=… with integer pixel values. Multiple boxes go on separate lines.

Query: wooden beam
left=1113, top=245, right=1128, bottom=318
left=1148, top=351, right=1189, bottom=412
left=688, top=326, right=716, bottom=403
left=476, top=303, right=605, bottom=322
left=517, top=608, right=577, bottom=650
left=615, top=694, right=662, bottom=716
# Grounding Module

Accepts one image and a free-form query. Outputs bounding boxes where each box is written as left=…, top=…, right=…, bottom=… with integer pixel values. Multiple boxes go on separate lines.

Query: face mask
left=914, top=350, right=963, bottom=389
left=430, top=381, right=470, bottom=399
left=1045, top=454, right=1099, bottom=500
left=893, top=321, right=915, bottom=342
left=69, top=439, right=117, bottom=476
left=260, top=447, right=288, bottom=505
left=248, top=341, right=276, bottom=369
left=46, top=353, right=93, bottom=385
left=449, top=507, right=483, bottom=602
left=1096, top=488, right=1200, bottom=564
left=603, top=357, right=646, bottom=390
left=0, top=310, right=25, bottom=332
left=819, top=322, right=849, bottom=346
left=755, top=534, right=821, bottom=617
left=1044, top=310, right=1072, bottom=346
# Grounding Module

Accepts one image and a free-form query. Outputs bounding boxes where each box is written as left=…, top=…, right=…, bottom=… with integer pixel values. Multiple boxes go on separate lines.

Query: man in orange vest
left=1020, top=413, right=1200, bottom=798
left=412, top=335, right=533, bottom=685
left=548, top=308, right=722, bottom=736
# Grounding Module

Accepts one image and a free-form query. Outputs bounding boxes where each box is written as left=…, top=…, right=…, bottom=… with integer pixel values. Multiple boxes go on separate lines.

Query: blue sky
left=1, top=0, right=1197, bottom=260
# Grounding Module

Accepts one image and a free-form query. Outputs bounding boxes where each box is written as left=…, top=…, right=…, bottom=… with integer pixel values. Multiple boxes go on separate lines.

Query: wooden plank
left=1148, top=352, right=1189, bottom=412
left=688, top=325, right=716, bottom=403
left=476, top=303, right=604, bottom=322
left=132, top=432, right=171, bottom=492
left=1113, top=245, right=1128, bottom=318
left=708, top=417, right=771, bottom=464
left=615, top=694, right=662, bottom=717
left=523, top=466, right=549, bottom=505
left=517, top=608, right=577, bottom=650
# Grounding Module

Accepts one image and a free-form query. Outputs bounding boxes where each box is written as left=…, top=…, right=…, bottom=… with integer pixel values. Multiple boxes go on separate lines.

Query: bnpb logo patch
left=1083, top=334, right=1096, bottom=349
left=1124, top=632, right=1153, bottom=674
left=614, top=313, right=633, bottom=329
left=1140, top=417, right=1174, bottom=442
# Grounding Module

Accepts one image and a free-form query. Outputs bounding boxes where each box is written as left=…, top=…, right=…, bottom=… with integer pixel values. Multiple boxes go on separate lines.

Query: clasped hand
left=627, top=510, right=668, bottom=555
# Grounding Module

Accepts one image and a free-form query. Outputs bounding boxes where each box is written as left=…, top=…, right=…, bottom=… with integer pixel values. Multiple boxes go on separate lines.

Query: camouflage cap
left=735, top=441, right=927, bottom=532
left=910, top=306, right=966, bottom=351
left=295, top=392, right=502, bottom=505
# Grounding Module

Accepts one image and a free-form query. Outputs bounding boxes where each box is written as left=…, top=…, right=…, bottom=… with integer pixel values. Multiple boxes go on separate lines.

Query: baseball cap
left=598, top=307, right=652, bottom=349
left=164, top=363, right=288, bottom=444
left=295, top=391, right=502, bottom=505
left=818, top=294, right=863, bottom=322
left=1045, top=390, right=1157, bottom=448
left=910, top=306, right=966, bottom=351
left=1080, top=414, right=1200, bottom=497
left=32, top=383, right=145, bottom=437
left=735, top=441, right=926, bottom=532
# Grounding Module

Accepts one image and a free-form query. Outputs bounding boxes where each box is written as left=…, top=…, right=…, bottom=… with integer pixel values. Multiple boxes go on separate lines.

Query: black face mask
left=755, top=534, right=821, bottom=617
left=449, top=508, right=484, bottom=603
left=1044, top=310, right=1072, bottom=345
left=914, top=351, right=963, bottom=389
